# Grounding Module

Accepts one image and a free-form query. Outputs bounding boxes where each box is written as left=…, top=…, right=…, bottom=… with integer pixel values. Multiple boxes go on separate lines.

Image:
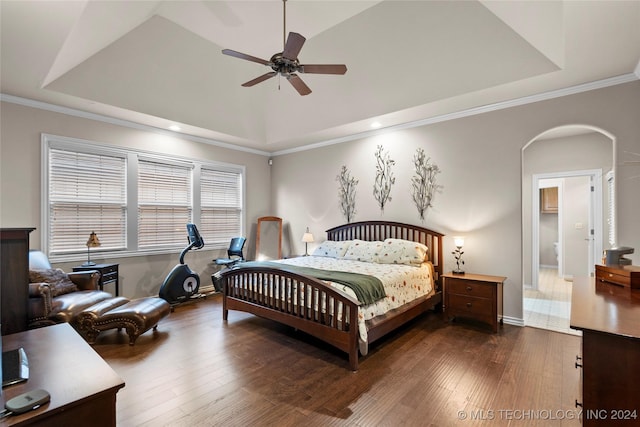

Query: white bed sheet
left=274, top=256, right=434, bottom=343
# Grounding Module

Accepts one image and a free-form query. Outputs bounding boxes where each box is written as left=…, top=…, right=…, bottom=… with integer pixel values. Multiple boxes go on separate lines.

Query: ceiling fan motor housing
left=270, top=53, right=300, bottom=76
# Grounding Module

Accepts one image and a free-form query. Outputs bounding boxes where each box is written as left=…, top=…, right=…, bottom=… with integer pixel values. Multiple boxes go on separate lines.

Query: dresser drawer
left=595, top=265, right=639, bottom=288
left=446, top=277, right=495, bottom=299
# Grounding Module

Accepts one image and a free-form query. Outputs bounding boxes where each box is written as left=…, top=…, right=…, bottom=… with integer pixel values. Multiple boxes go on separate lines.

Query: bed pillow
left=378, top=238, right=429, bottom=265
left=311, top=240, right=351, bottom=258
left=29, top=268, right=78, bottom=297
left=342, top=240, right=383, bottom=263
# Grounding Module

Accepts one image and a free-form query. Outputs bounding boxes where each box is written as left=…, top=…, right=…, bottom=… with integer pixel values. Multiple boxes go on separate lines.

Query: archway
left=521, top=124, right=615, bottom=333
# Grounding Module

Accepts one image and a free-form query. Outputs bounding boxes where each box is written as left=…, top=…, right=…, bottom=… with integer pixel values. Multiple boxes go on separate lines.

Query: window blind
left=138, top=159, right=193, bottom=248
left=606, top=170, right=615, bottom=246
left=200, top=168, right=242, bottom=245
left=48, top=148, right=126, bottom=254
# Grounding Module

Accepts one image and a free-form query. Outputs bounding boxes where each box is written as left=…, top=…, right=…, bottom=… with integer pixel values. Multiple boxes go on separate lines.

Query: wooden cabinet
left=73, top=263, right=119, bottom=296
left=570, top=277, right=640, bottom=426
left=443, top=272, right=506, bottom=332
left=540, top=187, right=558, bottom=213
left=1, top=228, right=35, bottom=335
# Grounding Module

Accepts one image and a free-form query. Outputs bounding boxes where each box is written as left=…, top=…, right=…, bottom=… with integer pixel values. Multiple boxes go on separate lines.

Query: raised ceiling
left=1, top=1, right=639, bottom=154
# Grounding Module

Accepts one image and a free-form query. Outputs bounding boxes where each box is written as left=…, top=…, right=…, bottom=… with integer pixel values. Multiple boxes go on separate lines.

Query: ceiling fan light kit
left=221, top=0, right=347, bottom=96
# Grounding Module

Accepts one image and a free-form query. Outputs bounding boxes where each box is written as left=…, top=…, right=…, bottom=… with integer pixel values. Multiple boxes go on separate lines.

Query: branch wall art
left=411, top=147, right=441, bottom=220
left=336, top=165, right=359, bottom=223
left=373, top=145, right=395, bottom=213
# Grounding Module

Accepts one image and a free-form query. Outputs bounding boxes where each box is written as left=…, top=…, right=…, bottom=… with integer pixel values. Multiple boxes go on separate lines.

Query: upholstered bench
left=77, top=297, right=171, bottom=345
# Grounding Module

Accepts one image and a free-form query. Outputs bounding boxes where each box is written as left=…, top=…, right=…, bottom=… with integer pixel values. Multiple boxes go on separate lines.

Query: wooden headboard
left=326, top=221, right=444, bottom=286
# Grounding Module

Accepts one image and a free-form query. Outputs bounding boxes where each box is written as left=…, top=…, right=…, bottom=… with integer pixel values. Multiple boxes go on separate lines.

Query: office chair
left=212, top=237, right=246, bottom=292
left=215, top=237, right=246, bottom=268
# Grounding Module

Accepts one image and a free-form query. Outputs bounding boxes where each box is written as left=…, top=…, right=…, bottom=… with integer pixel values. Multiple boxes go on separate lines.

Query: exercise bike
left=159, top=223, right=205, bottom=306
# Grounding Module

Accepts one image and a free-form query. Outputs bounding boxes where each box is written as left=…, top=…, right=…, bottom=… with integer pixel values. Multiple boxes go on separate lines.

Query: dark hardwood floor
left=93, top=294, right=582, bottom=426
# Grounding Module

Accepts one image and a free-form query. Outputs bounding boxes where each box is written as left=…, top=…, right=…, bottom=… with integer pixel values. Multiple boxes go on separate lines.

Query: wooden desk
left=1, top=323, right=125, bottom=426
left=570, top=277, right=640, bottom=426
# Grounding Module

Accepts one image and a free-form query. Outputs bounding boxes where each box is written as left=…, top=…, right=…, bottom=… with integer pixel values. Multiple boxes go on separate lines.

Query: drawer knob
left=466, top=302, right=472, bottom=308
left=609, top=273, right=613, bottom=277
left=466, top=286, right=472, bottom=291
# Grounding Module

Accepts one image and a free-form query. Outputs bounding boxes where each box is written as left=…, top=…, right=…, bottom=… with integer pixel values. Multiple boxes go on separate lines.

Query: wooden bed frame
left=221, top=220, right=444, bottom=370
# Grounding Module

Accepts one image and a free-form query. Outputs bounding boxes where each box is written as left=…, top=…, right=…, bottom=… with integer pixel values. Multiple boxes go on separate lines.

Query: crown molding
left=3, top=71, right=638, bottom=157
left=272, top=72, right=639, bottom=156
left=0, top=93, right=271, bottom=157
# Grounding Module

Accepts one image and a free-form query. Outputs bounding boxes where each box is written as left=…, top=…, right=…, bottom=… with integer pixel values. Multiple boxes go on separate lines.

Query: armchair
left=28, top=250, right=112, bottom=328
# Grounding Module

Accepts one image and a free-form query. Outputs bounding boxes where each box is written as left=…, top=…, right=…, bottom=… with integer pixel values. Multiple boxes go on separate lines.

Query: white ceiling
left=1, top=1, right=639, bottom=154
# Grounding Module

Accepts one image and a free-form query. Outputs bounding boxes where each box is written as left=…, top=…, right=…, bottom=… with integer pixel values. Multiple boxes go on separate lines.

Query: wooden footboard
left=221, top=221, right=444, bottom=371
left=221, top=267, right=362, bottom=370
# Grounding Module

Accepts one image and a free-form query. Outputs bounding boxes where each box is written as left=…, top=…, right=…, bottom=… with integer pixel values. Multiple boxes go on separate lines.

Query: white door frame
left=531, top=169, right=602, bottom=289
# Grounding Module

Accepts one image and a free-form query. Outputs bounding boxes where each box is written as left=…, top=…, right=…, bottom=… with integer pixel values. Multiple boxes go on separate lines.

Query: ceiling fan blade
left=299, top=64, right=348, bottom=75
left=287, top=74, right=311, bottom=96
left=282, top=32, right=306, bottom=60
left=242, top=72, right=277, bottom=87
left=222, top=49, right=270, bottom=66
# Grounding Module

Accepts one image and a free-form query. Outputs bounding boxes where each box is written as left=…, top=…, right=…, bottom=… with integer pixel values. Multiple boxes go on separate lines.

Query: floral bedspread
left=274, top=256, right=434, bottom=343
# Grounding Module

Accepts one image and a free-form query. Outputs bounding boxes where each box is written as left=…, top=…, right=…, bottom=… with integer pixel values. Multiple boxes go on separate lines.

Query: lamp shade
left=302, top=229, right=314, bottom=243
left=86, top=231, right=101, bottom=248
left=453, top=236, right=465, bottom=247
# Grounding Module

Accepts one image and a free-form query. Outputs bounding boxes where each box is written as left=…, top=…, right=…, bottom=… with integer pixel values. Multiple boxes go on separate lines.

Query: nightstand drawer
left=100, top=266, right=118, bottom=283
left=73, top=263, right=119, bottom=296
left=447, top=294, right=493, bottom=318
left=446, top=277, right=494, bottom=299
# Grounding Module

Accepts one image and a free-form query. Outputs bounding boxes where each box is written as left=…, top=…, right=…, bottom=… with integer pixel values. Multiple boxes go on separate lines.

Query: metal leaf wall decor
left=411, top=147, right=441, bottom=220
left=373, top=145, right=395, bottom=213
left=336, top=165, right=358, bottom=223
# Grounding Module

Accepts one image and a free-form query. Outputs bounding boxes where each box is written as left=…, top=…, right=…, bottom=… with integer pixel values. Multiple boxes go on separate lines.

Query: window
left=47, top=147, right=127, bottom=255
left=606, top=170, right=615, bottom=245
left=42, top=134, right=244, bottom=260
left=200, top=168, right=242, bottom=246
left=138, top=158, right=193, bottom=249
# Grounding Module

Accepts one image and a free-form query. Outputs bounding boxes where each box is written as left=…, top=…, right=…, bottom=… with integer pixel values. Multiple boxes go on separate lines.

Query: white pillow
left=312, top=240, right=351, bottom=258
left=342, top=240, right=383, bottom=263
left=378, top=238, right=429, bottom=265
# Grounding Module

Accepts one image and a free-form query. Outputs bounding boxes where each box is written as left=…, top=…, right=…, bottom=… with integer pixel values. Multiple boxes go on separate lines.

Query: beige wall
left=0, top=102, right=272, bottom=298
left=272, top=81, right=640, bottom=324
left=2, top=81, right=639, bottom=317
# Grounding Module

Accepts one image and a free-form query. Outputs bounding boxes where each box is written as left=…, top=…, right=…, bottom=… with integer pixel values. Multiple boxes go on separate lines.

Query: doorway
left=531, top=170, right=602, bottom=288
left=521, top=125, right=615, bottom=334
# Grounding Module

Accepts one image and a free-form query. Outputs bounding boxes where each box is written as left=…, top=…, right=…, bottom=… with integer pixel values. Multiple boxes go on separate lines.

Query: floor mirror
left=256, top=216, right=282, bottom=260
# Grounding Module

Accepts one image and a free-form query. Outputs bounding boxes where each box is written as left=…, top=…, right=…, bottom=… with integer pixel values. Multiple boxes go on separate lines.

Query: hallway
left=524, top=267, right=581, bottom=336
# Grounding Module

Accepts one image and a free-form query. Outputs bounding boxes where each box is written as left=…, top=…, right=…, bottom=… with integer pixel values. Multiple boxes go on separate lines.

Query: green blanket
left=235, top=261, right=386, bottom=305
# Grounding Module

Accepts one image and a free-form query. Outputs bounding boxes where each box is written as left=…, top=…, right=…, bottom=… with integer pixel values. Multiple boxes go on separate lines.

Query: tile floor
left=524, top=267, right=581, bottom=336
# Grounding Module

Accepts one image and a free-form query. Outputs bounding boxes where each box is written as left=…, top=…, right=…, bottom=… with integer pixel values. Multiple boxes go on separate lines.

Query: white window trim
left=42, top=133, right=245, bottom=263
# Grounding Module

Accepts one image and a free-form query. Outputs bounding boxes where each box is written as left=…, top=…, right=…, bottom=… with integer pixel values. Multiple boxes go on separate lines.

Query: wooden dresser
left=570, top=277, right=640, bottom=426
left=1, top=323, right=125, bottom=426
left=443, top=272, right=506, bottom=332
left=595, top=264, right=640, bottom=288
left=1, top=228, right=35, bottom=335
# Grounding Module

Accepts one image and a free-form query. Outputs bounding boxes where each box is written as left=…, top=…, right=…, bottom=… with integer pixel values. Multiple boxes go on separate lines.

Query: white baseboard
left=503, top=316, right=524, bottom=327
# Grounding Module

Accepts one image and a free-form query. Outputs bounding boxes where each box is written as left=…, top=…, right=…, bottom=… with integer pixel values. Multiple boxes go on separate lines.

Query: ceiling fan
left=221, top=0, right=347, bottom=96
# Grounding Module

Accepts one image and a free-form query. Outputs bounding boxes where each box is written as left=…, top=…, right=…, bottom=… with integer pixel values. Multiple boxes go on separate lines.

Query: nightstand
left=443, top=272, right=506, bottom=332
left=73, top=263, right=119, bottom=296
